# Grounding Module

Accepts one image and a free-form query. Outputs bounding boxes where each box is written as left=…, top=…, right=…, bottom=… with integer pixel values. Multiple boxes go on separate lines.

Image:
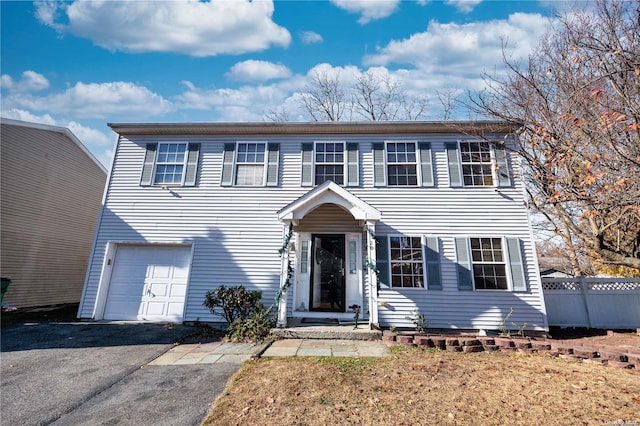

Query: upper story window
left=446, top=140, right=512, bottom=188
left=301, top=142, right=359, bottom=186
left=372, top=141, right=433, bottom=187
left=460, top=141, right=493, bottom=186
left=315, top=142, right=344, bottom=185
left=154, top=143, right=187, bottom=184
left=221, top=142, right=279, bottom=187
left=235, top=143, right=266, bottom=186
left=140, top=142, right=200, bottom=187
left=386, top=142, right=418, bottom=186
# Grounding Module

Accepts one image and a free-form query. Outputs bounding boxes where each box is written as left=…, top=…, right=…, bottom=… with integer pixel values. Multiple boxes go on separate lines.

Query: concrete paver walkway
left=148, top=339, right=391, bottom=365
left=263, top=339, right=391, bottom=358
left=147, top=341, right=268, bottom=365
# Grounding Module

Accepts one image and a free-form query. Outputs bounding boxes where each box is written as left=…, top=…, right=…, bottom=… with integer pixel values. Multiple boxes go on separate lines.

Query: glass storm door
left=310, top=234, right=346, bottom=312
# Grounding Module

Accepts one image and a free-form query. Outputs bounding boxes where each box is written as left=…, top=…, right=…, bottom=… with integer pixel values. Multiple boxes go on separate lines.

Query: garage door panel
left=170, top=284, right=186, bottom=298
left=103, top=245, right=190, bottom=321
left=150, top=283, right=168, bottom=297
left=167, top=302, right=184, bottom=316
left=152, top=265, right=171, bottom=279
left=146, top=302, right=166, bottom=316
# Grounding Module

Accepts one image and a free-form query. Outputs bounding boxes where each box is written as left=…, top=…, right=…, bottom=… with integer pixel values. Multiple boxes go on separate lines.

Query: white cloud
left=330, top=0, right=400, bottom=24
left=301, top=31, right=323, bottom=44
left=445, top=0, right=483, bottom=13
left=226, top=60, right=292, bottom=82
left=363, top=13, right=551, bottom=76
left=35, top=0, right=291, bottom=57
left=0, top=71, right=50, bottom=93
left=1, top=76, right=173, bottom=119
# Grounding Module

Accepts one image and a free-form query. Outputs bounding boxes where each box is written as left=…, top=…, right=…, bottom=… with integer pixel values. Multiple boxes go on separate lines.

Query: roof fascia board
left=108, top=121, right=518, bottom=136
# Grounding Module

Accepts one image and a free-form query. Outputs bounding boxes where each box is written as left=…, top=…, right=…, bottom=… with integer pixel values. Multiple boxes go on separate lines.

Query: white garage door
left=103, top=245, right=191, bottom=321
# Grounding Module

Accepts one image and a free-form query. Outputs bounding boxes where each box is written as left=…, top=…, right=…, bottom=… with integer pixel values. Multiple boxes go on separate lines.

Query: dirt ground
left=547, top=328, right=640, bottom=353
left=203, top=334, right=640, bottom=426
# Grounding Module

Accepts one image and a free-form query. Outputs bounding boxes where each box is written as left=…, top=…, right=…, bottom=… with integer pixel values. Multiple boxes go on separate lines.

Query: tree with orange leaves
left=469, top=0, right=640, bottom=274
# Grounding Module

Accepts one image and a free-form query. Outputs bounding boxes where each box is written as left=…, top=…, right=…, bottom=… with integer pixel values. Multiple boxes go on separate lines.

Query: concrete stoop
left=271, top=319, right=382, bottom=341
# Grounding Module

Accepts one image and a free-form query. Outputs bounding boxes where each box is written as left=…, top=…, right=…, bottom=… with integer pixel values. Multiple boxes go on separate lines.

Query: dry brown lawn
left=203, top=347, right=639, bottom=426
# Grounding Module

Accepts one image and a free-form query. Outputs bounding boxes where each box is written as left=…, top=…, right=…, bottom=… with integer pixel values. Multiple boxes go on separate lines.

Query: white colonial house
left=78, top=121, right=548, bottom=332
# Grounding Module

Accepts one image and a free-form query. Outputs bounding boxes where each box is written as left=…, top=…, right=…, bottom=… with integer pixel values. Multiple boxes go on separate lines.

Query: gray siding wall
left=80, top=131, right=545, bottom=330
left=1, top=122, right=106, bottom=307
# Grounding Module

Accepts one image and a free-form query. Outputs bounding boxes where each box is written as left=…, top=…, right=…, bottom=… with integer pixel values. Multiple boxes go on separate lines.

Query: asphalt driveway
left=1, top=322, right=242, bottom=426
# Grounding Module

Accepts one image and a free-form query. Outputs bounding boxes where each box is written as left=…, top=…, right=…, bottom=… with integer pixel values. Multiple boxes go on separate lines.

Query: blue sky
left=1, top=0, right=569, bottom=167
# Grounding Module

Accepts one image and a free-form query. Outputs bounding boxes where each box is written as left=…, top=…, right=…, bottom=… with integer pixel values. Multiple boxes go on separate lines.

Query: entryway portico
left=276, top=181, right=381, bottom=329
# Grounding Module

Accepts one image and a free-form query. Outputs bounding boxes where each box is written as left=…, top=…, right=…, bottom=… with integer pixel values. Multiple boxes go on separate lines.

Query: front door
left=310, top=234, right=345, bottom=312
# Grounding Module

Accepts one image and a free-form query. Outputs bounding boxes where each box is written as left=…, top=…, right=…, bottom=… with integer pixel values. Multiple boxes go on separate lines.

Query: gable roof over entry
left=277, top=181, right=381, bottom=223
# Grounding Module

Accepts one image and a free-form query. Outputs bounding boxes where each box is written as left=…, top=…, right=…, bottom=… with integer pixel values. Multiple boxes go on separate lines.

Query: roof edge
left=108, top=121, right=518, bottom=136
left=1, top=117, right=108, bottom=174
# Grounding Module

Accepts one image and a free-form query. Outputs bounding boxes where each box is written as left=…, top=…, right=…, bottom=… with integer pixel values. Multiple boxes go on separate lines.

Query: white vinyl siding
left=80, top=127, right=543, bottom=331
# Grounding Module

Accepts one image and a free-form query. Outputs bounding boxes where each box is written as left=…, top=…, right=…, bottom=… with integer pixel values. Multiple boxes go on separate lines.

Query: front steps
left=271, top=318, right=382, bottom=340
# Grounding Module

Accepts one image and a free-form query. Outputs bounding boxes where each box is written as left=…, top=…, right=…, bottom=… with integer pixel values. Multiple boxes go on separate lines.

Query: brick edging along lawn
left=382, top=330, right=639, bottom=370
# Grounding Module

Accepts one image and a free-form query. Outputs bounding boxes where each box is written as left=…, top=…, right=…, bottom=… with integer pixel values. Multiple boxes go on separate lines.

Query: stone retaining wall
left=382, top=331, right=639, bottom=370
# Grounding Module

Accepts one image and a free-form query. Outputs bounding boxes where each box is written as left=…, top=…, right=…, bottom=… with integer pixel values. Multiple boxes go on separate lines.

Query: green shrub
left=227, top=304, right=275, bottom=342
left=203, top=285, right=262, bottom=325
left=203, top=285, right=275, bottom=342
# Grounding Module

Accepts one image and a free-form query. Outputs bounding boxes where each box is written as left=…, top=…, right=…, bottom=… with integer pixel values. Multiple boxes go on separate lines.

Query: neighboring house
left=78, top=121, right=548, bottom=332
left=538, top=256, right=575, bottom=278
left=1, top=118, right=107, bottom=308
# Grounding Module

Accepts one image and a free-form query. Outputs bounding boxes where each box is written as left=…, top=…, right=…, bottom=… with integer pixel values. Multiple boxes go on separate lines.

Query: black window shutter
left=424, top=236, right=442, bottom=290
left=372, top=143, right=386, bottom=187
left=454, top=237, right=473, bottom=290
left=346, top=142, right=359, bottom=186
left=419, top=142, right=434, bottom=187
left=301, top=143, right=314, bottom=186
left=220, top=143, right=235, bottom=186
left=266, top=143, right=280, bottom=187
left=506, top=237, right=527, bottom=291
left=184, top=143, right=200, bottom=186
left=140, top=143, right=157, bottom=186
left=375, top=236, right=390, bottom=288
left=446, top=142, right=462, bottom=187
left=494, top=147, right=512, bottom=187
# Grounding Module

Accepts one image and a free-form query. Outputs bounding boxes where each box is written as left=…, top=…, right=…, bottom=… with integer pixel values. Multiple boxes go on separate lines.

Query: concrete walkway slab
left=262, top=339, right=391, bottom=358
left=148, top=340, right=268, bottom=365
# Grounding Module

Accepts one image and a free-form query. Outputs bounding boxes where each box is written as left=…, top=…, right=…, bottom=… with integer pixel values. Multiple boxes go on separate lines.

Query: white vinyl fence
left=542, top=278, right=640, bottom=329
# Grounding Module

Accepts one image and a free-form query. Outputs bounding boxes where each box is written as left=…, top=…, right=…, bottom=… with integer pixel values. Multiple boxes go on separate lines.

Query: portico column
left=276, top=222, right=292, bottom=328
left=365, top=220, right=379, bottom=328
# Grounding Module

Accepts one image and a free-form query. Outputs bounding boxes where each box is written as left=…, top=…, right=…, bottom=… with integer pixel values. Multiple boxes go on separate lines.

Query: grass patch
left=203, top=349, right=640, bottom=426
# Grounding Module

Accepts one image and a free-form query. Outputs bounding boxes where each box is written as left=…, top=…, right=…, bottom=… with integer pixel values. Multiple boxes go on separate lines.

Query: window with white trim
left=389, top=236, right=424, bottom=288
left=154, top=143, right=187, bottom=185
left=315, top=142, right=344, bottom=185
left=221, top=142, right=279, bottom=187
left=235, top=142, right=266, bottom=186
left=372, top=141, right=433, bottom=187
left=460, top=141, right=493, bottom=186
left=447, top=140, right=512, bottom=188
left=387, top=142, right=417, bottom=186
left=470, top=237, right=508, bottom=290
